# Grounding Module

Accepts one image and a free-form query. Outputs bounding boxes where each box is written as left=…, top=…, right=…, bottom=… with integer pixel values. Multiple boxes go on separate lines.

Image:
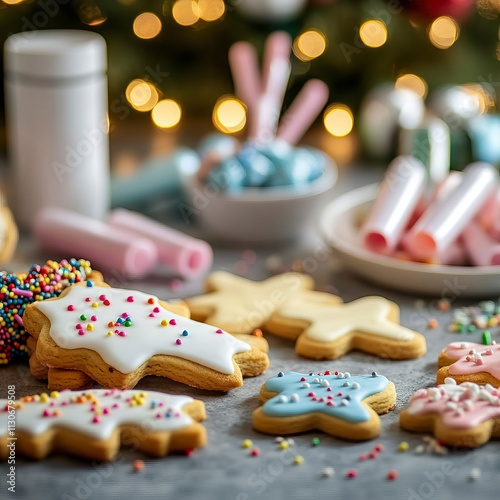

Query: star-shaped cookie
left=437, top=341, right=500, bottom=387
left=0, top=389, right=206, bottom=461
left=186, top=272, right=342, bottom=335
left=24, top=281, right=269, bottom=391
left=265, top=295, right=426, bottom=360
left=400, top=378, right=500, bottom=447
left=253, top=371, right=396, bottom=440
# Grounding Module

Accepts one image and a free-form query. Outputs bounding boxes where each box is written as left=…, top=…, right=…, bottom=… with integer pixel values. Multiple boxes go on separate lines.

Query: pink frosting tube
left=393, top=239, right=467, bottom=266
left=404, top=162, right=498, bottom=261
left=361, top=156, right=427, bottom=255
left=107, top=209, right=213, bottom=280
left=277, top=79, right=329, bottom=146
left=462, top=222, right=500, bottom=266
left=228, top=41, right=261, bottom=138
left=477, top=189, right=500, bottom=240
left=34, top=207, right=158, bottom=279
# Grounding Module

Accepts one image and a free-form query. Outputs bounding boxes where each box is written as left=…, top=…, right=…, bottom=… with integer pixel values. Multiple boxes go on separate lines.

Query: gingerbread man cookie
left=253, top=371, right=396, bottom=440
left=186, top=272, right=342, bottom=335
left=0, top=389, right=206, bottom=461
left=437, top=341, right=500, bottom=387
left=24, top=281, right=269, bottom=391
left=400, top=378, right=500, bottom=448
left=265, top=296, right=426, bottom=360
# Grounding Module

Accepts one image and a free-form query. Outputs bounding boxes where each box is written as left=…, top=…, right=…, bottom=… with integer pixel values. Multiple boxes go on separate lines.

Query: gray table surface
left=1, top=163, right=499, bottom=500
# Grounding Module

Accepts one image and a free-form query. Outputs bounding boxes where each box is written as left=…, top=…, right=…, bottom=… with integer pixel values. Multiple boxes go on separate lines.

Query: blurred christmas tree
left=0, top=0, right=498, bottom=142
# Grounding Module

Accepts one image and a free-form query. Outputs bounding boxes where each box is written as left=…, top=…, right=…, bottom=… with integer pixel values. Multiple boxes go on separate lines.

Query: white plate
left=319, top=183, right=500, bottom=297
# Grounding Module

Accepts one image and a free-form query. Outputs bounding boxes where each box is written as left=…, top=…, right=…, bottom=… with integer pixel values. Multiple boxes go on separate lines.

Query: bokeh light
left=359, top=20, right=388, bottom=48
left=198, top=0, right=225, bottom=22
left=293, top=30, right=327, bottom=62
left=151, top=99, right=182, bottom=128
left=461, top=84, right=496, bottom=114
left=395, top=74, right=428, bottom=99
left=212, top=97, right=247, bottom=134
left=126, top=79, right=159, bottom=112
left=429, top=16, right=459, bottom=49
left=172, top=0, right=200, bottom=26
left=323, top=104, right=354, bottom=137
left=133, top=12, right=162, bottom=39
left=2, top=0, right=25, bottom=4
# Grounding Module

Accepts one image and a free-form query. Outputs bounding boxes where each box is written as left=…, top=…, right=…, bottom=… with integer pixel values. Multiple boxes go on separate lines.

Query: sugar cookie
left=24, top=282, right=269, bottom=391
left=0, top=389, right=206, bottom=460
left=265, top=295, right=426, bottom=360
left=186, top=271, right=342, bottom=335
left=437, top=341, right=500, bottom=387
left=253, top=370, right=396, bottom=440
left=400, top=378, right=500, bottom=448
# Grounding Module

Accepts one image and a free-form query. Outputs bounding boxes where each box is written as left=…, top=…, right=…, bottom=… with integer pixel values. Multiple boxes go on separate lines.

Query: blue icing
left=262, top=371, right=389, bottom=423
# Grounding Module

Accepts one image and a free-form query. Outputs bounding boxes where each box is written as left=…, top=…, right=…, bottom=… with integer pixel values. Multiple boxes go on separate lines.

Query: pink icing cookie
left=400, top=378, right=500, bottom=447
left=437, top=341, right=500, bottom=387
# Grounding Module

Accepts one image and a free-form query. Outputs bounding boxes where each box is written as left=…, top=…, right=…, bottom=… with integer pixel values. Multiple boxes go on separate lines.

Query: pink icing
left=446, top=343, right=500, bottom=379
left=443, top=341, right=486, bottom=360
left=407, top=378, right=500, bottom=429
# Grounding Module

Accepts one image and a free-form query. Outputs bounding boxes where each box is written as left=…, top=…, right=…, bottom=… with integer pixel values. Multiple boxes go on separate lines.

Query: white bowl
left=320, top=183, right=500, bottom=297
left=183, top=158, right=337, bottom=244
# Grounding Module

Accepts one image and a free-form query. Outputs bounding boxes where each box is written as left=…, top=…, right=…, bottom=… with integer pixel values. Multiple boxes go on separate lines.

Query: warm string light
left=133, top=12, right=162, bottom=39
left=78, top=2, right=107, bottom=26
left=460, top=84, right=495, bottom=114
left=172, top=0, right=225, bottom=26
left=293, top=30, right=327, bottom=62
left=395, top=74, right=428, bottom=99
left=2, top=0, right=25, bottom=4
left=151, top=99, right=182, bottom=128
left=359, top=20, right=388, bottom=48
left=126, top=79, right=159, bottom=112
left=323, top=104, right=354, bottom=137
left=212, top=97, right=246, bottom=134
left=429, top=16, right=459, bottom=49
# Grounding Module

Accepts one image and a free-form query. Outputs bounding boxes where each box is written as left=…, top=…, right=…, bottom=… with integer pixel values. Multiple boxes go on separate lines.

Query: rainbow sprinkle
left=0, top=258, right=94, bottom=365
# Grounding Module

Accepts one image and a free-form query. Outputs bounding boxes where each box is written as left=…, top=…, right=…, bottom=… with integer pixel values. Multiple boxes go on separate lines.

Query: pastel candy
left=198, top=133, right=239, bottom=160
left=462, top=221, right=500, bottom=266
left=362, top=156, right=427, bottom=255
left=206, top=156, right=246, bottom=191
left=34, top=207, right=158, bottom=279
left=236, top=143, right=274, bottom=187
left=107, top=209, right=213, bottom=280
left=404, top=162, right=498, bottom=261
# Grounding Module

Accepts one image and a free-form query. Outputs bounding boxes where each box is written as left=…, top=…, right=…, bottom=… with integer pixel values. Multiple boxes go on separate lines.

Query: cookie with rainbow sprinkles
left=23, top=281, right=269, bottom=392
left=437, top=340, right=500, bottom=387
left=252, top=370, right=396, bottom=441
left=0, top=258, right=101, bottom=365
left=400, top=378, right=500, bottom=448
left=0, top=389, right=206, bottom=461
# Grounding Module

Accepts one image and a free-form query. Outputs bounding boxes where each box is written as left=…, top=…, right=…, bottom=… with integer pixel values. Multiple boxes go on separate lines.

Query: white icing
left=0, top=389, right=194, bottom=440
left=276, top=296, right=415, bottom=342
left=36, top=285, right=250, bottom=374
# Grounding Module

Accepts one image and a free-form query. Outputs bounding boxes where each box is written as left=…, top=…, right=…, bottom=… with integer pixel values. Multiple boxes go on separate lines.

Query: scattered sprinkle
left=387, top=469, right=398, bottom=481
left=279, top=441, right=289, bottom=450
left=438, top=299, right=451, bottom=312
left=346, top=469, right=357, bottom=479
left=132, top=460, right=144, bottom=473
left=427, top=318, right=439, bottom=329
left=469, top=468, right=481, bottom=481
left=322, top=467, right=335, bottom=478
left=311, top=437, right=320, bottom=447
left=241, top=439, right=252, bottom=449
left=293, top=455, right=304, bottom=465
left=398, top=441, right=409, bottom=452
left=250, top=448, right=260, bottom=457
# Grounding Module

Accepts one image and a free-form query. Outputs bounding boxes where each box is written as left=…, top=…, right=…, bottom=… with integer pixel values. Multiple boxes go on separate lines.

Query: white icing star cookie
left=24, top=282, right=269, bottom=391
left=0, top=389, right=206, bottom=460
left=265, top=296, right=426, bottom=360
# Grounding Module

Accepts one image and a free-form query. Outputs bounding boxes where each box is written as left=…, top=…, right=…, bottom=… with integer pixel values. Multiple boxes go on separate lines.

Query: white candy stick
left=361, top=156, right=427, bottom=255
left=404, top=162, right=498, bottom=261
left=228, top=41, right=261, bottom=138
left=262, top=31, right=292, bottom=94
left=277, top=79, right=329, bottom=146
left=256, top=56, right=291, bottom=143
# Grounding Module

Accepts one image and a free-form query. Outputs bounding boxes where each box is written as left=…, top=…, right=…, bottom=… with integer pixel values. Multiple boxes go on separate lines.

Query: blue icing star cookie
left=253, top=371, right=396, bottom=440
